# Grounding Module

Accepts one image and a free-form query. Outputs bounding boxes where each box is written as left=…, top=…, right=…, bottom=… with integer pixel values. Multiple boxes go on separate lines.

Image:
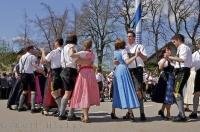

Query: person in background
left=96, top=68, right=105, bottom=102
left=189, top=39, right=200, bottom=119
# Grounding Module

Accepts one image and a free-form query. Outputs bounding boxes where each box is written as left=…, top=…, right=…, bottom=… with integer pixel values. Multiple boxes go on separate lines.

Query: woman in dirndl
left=151, top=45, right=175, bottom=120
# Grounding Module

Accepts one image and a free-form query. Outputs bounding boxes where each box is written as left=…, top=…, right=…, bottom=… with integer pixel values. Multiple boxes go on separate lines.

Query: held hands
left=113, top=60, right=120, bottom=65
left=164, top=52, right=171, bottom=60
left=135, top=51, right=140, bottom=57
left=40, top=48, right=45, bottom=53
left=137, top=90, right=142, bottom=99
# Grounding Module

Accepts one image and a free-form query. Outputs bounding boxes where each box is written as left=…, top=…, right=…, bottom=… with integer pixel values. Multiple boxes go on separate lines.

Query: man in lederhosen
left=122, top=30, right=147, bottom=121
left=189, top=39, right=200, bottom=119
left=41, top=38, right=63, bottom=116
left=167, top=34, right=192, bottom=122
left=59, top=33, right=80, bottom=120
left=18, top=45, right=40, bottom=113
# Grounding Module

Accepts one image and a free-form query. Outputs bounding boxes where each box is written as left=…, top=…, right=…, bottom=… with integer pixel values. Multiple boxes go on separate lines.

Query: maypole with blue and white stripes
left=135, top=0, right=142, bottom=44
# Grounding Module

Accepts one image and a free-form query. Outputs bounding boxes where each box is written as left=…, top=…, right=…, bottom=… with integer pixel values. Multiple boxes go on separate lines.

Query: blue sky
left=0, top=0, right=83, bottom=40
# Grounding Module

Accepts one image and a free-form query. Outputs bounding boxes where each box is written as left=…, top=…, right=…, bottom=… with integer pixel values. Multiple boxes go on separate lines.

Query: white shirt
left=61, top=44, right=77, bottom=68
left=122, top=43, right=147, bottom=68
left=45, top=47, right=62, bottom=69
left=158, top=58, right=169, bottom=68
left=192, top=49, right=200, bottom=71
left=96, top=73, right=104, bottom=82
left=143, top=72, right=148, bottom=83
left=19, top=52, right=37, bottom=74
left=175, top=44, right=192, bottom=68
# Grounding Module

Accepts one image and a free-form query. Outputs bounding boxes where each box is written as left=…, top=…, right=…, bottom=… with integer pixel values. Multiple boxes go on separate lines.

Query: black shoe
left=67, top=114, right=81, bottom=121
left=41, top=110, right=49, bottom=116
left=58, top=115, right=67, bottom=120
left=158, top=110, right=165, bottom=118
left=122, top=112, right=135, bottom=121
left=7, top=105, right=14, bottom=110
left=111, top=113, right=119, bottom=119
left=31, top=108, right=41, bottom=113
left=53, top=112, right=60, bottom=117
left=123, top=112, right=131, bottom=120
left=129, top=113, right=135, bottom=121
left=173, top=116, right=187, bottom=122
left=189, top=113, right=198, bottom=119
left=100, top=99, right=104, bottom=102
left=140, top=113, right=147, bottom=121
left=184, top=108, right=191, bottom=112
left=165, top=116, right=172, bottom=121
left=18, top=107, right=27, bottom=112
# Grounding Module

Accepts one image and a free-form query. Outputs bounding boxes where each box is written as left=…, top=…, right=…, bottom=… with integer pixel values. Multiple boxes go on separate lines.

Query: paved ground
left=0, top=100, right=200, bottom=132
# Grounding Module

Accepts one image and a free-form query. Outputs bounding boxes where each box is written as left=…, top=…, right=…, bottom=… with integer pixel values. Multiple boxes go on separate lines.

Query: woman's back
left=114, top=50, right=126, bottom=65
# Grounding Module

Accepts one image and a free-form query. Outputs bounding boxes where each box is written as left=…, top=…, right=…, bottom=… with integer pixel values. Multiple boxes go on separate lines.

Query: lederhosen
left=60, top=47, right=78, bottom=92
left=174, top=50, right=190, bottom=96
left=20, top=55, right=35, bottom=91
left=128, top=44, right=144, bottom=91
left=194, top=50, right=200, bottom=93
left=50, top=49, right=63, bottom=91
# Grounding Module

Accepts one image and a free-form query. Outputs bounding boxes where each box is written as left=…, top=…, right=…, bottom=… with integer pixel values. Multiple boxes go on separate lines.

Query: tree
left=12, top=11, right=34, bottom=50
left=0, top=39, right=17, bottom=71
left=183, top=0, right=200, bottom=51
left=167, top=0, right=195, bottom=34
left=33, top=3, right=68, bottom=50
left=144, top=0, right=167, bottom=62
left=113, top=0, right=149, bottom=33
left=76, top=0, right=117, bottom=70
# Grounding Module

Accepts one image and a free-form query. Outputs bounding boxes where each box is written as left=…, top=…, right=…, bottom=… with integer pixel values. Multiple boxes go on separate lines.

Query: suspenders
left=20, top=55, right=30, bottom=73
left=62, top=48, right=67, bottom=68
left=176, top=50, right=181, bottom=68
left=134, top=44, right=139, bottom=67
left=197, top=50, right=200, bottom=56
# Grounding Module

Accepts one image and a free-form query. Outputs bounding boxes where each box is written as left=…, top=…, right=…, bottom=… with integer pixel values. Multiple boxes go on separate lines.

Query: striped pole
left=135, top=0, right=142, bottom=44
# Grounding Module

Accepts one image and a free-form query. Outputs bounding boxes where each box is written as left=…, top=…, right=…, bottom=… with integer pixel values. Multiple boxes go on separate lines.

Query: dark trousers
left=194, top=68, right=200, bottom=92
left=7, top=79, right=22, bottom=106
left=129, top=67, right=145, bottom=115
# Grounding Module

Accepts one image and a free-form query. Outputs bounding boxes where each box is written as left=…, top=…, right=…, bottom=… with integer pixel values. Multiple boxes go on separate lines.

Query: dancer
left=189, top=39, right=200, bottom=119
left=151, top=45, right=175, bottom=120
left=111, top=39, right=140, bottom=121
left=40, top=38, right=63, bottom=116
left=18, top=45, right=40, bottom=113
left=166, top=34, right=192, bottom=122
left=70, top=39, right=100, bottom=123
left=59, top=33, right=80, bottom=120
left=122, top=30, right=147, bottom=121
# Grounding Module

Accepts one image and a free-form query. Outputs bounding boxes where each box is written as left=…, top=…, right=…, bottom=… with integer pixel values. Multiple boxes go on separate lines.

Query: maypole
left=135, top=0, right=142, bottom=44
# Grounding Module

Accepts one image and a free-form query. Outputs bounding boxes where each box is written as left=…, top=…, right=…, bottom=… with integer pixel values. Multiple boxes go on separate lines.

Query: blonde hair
left=83, top=39, right=92, bottom=50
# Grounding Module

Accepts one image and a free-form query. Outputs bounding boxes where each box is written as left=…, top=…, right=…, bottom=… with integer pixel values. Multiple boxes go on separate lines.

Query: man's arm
left=69, top=47, right=79, bottom=58
left=137, top=46, right=147, bottom=61
left=76, top=58, right=92, bottom=65
left=137, top=51, right=147, bottom=61
left=168, top=56, right=184, bottom=63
